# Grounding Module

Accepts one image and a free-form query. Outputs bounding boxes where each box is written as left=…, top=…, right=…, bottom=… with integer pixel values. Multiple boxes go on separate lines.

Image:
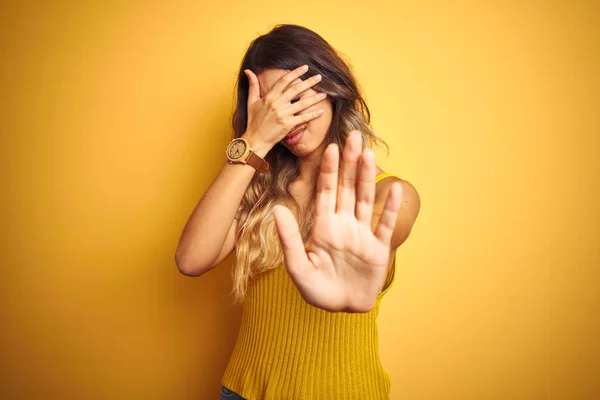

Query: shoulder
left=373, top=168, right=421, bottom=249
left=375, top=166, right=403, bottom=196
left=374, top=165, right=414, bottom=192
left=374, top=172, right=419, bottom=211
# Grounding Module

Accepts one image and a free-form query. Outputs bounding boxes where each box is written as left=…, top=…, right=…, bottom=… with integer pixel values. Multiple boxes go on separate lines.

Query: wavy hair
left=228, top=24, right=390, bottom=305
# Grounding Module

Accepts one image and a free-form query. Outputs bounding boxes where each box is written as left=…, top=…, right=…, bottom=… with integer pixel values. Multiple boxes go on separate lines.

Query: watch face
left=228, top=139, right=247, bottom=160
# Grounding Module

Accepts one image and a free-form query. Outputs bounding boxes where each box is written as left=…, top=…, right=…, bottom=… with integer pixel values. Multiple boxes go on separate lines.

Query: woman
left=175, top=24, right=421, bottom=400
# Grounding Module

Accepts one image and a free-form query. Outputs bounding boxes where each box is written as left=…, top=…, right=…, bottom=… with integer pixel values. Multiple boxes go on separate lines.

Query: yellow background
left=1, top=1, right=598, bottom=399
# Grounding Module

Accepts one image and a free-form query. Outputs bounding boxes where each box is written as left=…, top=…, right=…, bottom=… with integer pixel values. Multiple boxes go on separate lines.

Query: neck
left=293, top=142, right=328, bottom=188
left=290, top=142, right=384, bottom=190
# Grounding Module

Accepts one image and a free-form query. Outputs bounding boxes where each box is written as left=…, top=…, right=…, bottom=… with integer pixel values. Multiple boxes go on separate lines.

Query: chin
left=285, top=145, right=306, bottom=156
left=288, top=136, right=310, bottom=153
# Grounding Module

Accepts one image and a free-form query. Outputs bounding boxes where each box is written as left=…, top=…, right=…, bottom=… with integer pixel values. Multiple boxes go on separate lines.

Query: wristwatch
left=226, top=137, right=270, bottom=173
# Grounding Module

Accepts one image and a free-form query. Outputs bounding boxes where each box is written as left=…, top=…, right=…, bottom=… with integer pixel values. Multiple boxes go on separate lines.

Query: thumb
left=273, top=204, right=309, bottom=277
left=244, top=69, right=260, bottom=104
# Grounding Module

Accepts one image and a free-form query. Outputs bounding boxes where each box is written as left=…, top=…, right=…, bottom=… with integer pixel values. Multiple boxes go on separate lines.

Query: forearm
left=174, top=132, right=273, bottom=273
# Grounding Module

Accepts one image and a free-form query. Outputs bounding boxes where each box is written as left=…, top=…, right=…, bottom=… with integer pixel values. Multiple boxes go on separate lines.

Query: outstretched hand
left=273, top=131, right=403, bottom=313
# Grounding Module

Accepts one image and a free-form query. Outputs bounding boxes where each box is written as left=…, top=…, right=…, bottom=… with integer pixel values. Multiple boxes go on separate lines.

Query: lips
left=286, top=126, right=306, bottom=138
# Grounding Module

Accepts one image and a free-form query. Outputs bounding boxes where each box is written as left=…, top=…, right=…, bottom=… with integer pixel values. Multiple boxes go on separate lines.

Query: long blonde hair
left=228, top=24, right=390, bottom=305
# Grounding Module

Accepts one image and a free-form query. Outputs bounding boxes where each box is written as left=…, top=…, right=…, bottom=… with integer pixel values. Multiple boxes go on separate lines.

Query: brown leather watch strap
left=246, top=151, right=270, bottom=173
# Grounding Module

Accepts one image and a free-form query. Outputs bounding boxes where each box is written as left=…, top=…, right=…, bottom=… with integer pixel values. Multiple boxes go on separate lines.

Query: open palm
left=273, top=131, right=403, bottom=313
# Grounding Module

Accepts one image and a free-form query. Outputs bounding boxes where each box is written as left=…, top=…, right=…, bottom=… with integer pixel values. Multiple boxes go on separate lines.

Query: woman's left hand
left=273, top=130, right=403, bottom=313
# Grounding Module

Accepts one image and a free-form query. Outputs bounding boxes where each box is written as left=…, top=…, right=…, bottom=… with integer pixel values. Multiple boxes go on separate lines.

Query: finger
left=244, top=69, right=260, bottom=103
left=373, top=182, right=403, bottom=246
left=287, top=90, right=327, bottom=116
left=269, top=64, right=309, bottom=100
left=315, top=143, right=339, bottom=216
left=273, top=204, right=310, bottom=276
left=292, top=107, right=325, bottom=127
left=284, top=77, right=303, bottom=93
left=336, top=131, right=362, bottom=215
left=280, top=73, right=322, bottom=104
left=355, top=147, right=376, bottom=226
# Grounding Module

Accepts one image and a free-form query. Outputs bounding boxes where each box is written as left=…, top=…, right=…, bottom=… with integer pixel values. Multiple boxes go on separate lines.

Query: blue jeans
left=220, top=385, right=246, bottom=400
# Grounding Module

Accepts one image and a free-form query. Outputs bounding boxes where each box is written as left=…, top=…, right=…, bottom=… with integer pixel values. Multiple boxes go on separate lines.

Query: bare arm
left=175, top=133, right=273, bottom=276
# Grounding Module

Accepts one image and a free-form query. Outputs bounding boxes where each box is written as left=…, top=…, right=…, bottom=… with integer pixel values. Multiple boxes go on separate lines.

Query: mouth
left=283, top=125, right=306, bottom=145
left=286, top=125, right=307, bottom=138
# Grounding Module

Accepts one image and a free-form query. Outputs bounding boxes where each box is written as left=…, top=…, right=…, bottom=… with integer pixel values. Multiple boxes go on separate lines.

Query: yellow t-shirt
left=221, top=172, right=400, bottom=400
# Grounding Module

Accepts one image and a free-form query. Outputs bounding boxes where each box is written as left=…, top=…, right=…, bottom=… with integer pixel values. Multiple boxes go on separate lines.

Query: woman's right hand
left=243, top=64, right=327, bottom=149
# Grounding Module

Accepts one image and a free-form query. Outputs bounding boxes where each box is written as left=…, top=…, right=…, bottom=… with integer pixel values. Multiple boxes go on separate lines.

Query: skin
left=255, top=68, right=385, bottom=217
left=256, top=68, right=341, bottom=187
left=254, top=68, right=421, bottom=312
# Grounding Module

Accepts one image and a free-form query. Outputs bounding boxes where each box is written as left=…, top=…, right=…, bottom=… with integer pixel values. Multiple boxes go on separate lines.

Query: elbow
left=174, top=251, right=208, bottom=277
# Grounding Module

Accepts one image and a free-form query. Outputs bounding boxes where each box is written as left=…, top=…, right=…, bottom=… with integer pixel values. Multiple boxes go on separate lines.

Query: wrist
left=241, top=131, right=273, bottom=158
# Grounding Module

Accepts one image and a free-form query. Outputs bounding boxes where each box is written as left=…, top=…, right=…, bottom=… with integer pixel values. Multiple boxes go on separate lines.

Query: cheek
left=309, top=101, right=332, bottom=131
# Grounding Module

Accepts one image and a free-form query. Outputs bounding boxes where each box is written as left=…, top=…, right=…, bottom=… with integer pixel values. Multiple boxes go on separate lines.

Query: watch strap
left=246, top=150, right=270, bottom=173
